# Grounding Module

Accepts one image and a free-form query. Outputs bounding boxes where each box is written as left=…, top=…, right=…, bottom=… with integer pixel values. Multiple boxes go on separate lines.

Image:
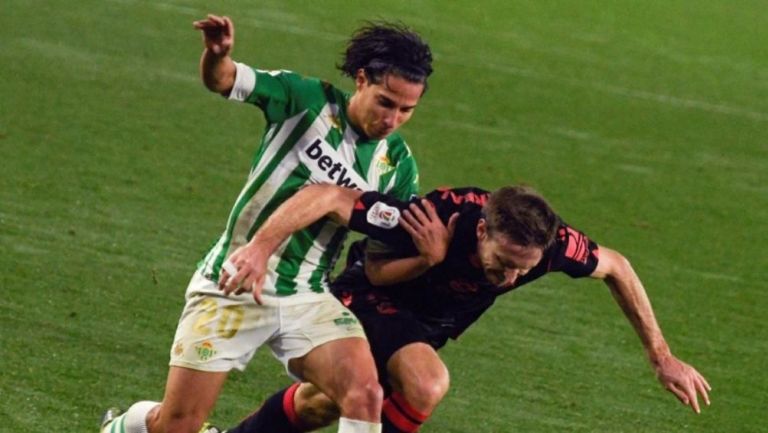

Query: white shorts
left=169, top=270, right=366, bottom=379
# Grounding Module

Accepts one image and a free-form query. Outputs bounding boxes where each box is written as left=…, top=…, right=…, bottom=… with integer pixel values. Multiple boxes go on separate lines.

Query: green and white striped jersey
left=198, top=62, right=420, bottom=296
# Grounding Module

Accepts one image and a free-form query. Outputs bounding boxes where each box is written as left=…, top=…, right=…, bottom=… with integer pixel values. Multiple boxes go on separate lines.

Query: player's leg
left=295, top=382, right=341, bottom=427
left=341, top=295, right=447, bottom=433
left=224, top=382, right=338, bottom=433
left=101, top=367, right=227, bottom=433
left=271, top=293, right=383, bottom=433
left=151, top=367, right=228, bottom=433
left=102, top=271, right=270, bottom=433
left=290, top=336, right=383, bottom=432
left=381, top=343, right=449, bottom=433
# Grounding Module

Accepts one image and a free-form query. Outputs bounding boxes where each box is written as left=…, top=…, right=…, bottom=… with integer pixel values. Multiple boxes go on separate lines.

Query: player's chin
left=484, top=273, right=503, bottom=287
left=368, top=126, right=393, bottom=139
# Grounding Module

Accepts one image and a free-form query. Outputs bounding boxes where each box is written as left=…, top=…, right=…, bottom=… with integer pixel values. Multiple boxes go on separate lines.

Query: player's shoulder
left=545, top=218, right=595, bottom=259
left=260, top=68, right=329, bottom=97
left=257, top=68, right=314, bottom=82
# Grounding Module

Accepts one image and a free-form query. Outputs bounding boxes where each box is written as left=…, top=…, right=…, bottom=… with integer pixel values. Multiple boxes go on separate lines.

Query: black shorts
left=332, top=265, right=452, bottom=391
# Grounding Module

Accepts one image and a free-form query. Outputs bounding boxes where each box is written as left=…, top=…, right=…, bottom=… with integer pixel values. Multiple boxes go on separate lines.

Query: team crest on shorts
left=367, top=202, right=400, bottom=229
left=195, top=341, right=217, bottom=361
left=333, top=311, right=359, bottom=326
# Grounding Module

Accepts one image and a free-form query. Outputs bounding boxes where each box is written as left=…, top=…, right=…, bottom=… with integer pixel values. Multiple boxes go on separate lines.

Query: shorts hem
left=281, top=331, right=368, bottom=381
left=290, top=330, right=368, bottom=361
left=168, top=359, right=241, bottom=373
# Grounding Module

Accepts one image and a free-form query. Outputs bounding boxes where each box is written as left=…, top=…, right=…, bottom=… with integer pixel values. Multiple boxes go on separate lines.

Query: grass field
left=1, top=1, right=766, bottom=432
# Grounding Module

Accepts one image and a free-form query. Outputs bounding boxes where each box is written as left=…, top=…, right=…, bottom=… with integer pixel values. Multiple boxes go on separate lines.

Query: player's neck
left=346, top=93, right=365, bottom=137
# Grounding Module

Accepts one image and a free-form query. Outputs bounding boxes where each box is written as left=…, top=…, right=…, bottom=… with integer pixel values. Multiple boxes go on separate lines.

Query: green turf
left=1, top=0, right=766, bottom=432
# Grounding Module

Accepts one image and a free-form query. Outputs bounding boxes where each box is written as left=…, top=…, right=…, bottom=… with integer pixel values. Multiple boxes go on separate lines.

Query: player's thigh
left=387, top=342, right=449, bottom=398
left=293, top=336, right=378, bottom=399
left=271, top=293, right=375, bottom=397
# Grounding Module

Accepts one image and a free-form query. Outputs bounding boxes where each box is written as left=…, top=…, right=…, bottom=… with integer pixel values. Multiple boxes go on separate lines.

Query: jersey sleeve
left=349, top=191, right=419, bottom=257
left=366, top=141, right=419, bottom=258
left=228, top=62, right=320, bottom=123
left=544, top=224, right=600, bottom=278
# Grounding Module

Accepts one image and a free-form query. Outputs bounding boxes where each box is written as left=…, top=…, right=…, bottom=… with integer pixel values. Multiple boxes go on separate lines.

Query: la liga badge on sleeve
left=366, top=201, right=401, bottom=229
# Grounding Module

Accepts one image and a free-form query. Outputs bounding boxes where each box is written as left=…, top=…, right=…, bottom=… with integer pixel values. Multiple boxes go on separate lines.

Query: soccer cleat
left=100, top=407, right=123, bottom=433
left=198, top=422, right=224, bottom=433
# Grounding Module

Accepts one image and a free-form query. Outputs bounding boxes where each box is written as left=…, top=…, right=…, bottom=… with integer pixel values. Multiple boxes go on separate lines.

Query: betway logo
left=303, top=138, right=369, bottom=191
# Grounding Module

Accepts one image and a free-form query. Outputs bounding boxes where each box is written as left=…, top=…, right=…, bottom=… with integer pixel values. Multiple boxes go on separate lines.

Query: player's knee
left=338, top=377, right=384, bottom=414
left=426, top=373, right=450, bottom=405
left=405, top=370, right=450, bottom=410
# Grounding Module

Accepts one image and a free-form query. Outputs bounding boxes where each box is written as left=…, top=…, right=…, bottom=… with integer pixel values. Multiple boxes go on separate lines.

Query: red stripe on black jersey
left=436, top=187, right=489, bottom=206
left=560, top=226, right=590, bottom=264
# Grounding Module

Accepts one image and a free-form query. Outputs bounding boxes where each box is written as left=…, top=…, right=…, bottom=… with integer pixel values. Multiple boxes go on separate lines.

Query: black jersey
left=339, top=187, right=600, bottom=342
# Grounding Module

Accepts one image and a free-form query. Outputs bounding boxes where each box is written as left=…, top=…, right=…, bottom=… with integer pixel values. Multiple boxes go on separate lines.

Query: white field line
left=672, top=266, right=744, bottom=283
left=16, top=37, right=197, bottom=84
left=475, top=60, right=768, bottom=122
left=109, top=0, right=348, bottom=42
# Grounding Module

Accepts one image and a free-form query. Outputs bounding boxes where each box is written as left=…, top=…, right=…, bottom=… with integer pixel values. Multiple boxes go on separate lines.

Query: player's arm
left=193, top=14, right=237, bottom=95
left=590, top=247, right=712, bottom=413
left=365, top=255, right=432, bottom=286
left=219, top=184, right=362, bottom=302
left=365, top=199, right=458, bottom=286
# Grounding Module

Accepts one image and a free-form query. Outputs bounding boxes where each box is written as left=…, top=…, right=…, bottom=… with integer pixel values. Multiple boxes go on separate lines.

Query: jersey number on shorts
left=192, top=298, right=245, bottom=339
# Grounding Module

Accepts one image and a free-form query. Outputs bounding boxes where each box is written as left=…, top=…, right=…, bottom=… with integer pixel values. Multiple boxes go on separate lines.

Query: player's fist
left=193, top=14, right=235, bottom=56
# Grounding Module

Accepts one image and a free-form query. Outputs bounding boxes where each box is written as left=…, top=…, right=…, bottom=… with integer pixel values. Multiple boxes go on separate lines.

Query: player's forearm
left=200, top=49, right=236, bottom=95
left=248, top=184, right=359, bottom=255
left=603, top=254, right=671, bottom=365
left=365, top=256, right=432, bottom=286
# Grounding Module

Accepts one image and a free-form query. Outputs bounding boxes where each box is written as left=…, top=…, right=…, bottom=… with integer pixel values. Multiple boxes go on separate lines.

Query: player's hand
left=193, top=14, right=235, bottom=56
left=654, top=353, right=711, bottom=414
left=218, top=243, right=269, bottom=304
left=400, top=199, right=459, bottom=267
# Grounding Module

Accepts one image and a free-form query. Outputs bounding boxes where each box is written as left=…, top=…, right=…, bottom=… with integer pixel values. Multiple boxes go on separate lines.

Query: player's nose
left=382, top=115, right=395, bottom=129
left=503, top=269, right=519, bottom=287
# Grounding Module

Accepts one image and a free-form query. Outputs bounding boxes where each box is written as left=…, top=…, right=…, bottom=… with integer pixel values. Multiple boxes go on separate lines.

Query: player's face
left=476, top=220, right=543, bottom=288
left=348, top=70, right=423, bottom=139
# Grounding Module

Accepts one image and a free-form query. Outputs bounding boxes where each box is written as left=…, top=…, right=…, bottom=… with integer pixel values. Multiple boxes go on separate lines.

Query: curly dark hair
left=483, top=186, right=559, bottom=249
left=339, top=21, right=433, bottom=89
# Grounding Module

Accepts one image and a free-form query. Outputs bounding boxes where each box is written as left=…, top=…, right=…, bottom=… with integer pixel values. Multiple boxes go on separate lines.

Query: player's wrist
left=246, top=236, right=276, bottom=258
left=203, top=45, right=232, bottom=60
left=421, top=252, right=444, bottom=267
left=647, top=343, right=672, bottom=367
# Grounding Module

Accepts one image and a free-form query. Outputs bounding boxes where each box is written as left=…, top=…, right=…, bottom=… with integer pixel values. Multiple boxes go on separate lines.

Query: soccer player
left=212, top=183, right=711, bottom=433
left=101, top=14, right=433, bottom=433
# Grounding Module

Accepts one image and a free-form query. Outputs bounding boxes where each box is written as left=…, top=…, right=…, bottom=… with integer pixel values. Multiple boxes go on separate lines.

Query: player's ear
left=476, top=219, right=487, bottom=240
left=355, top=69, right=369, bottom=90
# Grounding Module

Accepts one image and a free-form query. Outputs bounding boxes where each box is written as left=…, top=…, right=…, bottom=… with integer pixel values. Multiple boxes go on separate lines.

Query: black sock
left=226, top=384, right=303, bottom=433
left=381, top=392, right=429, bottom=433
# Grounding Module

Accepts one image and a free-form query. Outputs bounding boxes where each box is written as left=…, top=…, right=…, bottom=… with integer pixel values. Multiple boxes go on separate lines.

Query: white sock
left=337, top=417, right=382, bottom=433
left=109, top=401, right=159, bottom=433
